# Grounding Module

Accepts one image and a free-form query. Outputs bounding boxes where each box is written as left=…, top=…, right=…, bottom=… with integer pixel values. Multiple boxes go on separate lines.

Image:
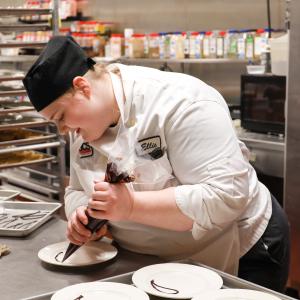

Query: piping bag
left=62, top=161, right=135, bottom=262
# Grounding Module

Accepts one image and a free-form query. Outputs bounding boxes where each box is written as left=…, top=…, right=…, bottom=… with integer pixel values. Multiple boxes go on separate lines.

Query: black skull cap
left=23, top=35, right=96, bottom=111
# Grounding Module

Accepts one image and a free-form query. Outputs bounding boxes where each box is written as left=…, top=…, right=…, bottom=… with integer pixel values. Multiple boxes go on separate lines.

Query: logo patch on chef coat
left=136, top=136, right=164, bottom=159
left=79, top=142, right=94, bottom=158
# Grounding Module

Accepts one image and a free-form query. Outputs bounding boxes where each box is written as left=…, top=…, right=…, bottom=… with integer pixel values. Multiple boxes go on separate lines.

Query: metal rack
left=0, top=1, right=66, bottom=203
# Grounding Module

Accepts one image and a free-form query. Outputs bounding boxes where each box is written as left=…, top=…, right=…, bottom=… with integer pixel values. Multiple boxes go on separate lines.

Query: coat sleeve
left=64, top=136, right=90, bottom=220
left=165, top=99, right=250, bottom=240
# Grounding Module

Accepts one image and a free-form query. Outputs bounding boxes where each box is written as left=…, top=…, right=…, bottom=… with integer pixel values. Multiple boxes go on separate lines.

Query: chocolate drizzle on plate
left=54, top=251, right=64, bottom=262
left=150, top=279, right=179, bottom=294
left=73, top=295, right=84, bottom=300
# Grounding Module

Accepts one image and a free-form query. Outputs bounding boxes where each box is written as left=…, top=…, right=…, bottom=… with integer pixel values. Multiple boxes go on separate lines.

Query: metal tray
left=0, top=106, right=34, bottom=114
left=0, top=128, right=57, bottom=146
left=0, top=201, right=61, bottom=237
left=0, top=150, right=55, bottom=170
left=22, top=260, right=296, bottom=300
left=0, top=115, right=50, bottom=129
left=0, top=189, right=20, bottom=201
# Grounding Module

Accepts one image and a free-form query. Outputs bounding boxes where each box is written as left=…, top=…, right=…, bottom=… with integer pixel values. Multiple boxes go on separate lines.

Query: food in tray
left=0, top=150, right=46, bottom=166
left=0, top=210, right=49, bottom=230
left=0, top=129, right=44, bottom=142
left=0, top=244, right=10, bottom=257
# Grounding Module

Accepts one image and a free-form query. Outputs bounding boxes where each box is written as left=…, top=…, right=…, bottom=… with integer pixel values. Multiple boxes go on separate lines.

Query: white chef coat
left=65, top=63, right=272, bottom=274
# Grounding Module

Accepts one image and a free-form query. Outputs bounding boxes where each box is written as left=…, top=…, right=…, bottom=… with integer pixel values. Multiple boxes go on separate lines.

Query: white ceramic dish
left=38, top=240, right=118, bottom=267
left=51, top=281, right=149, bottom=300
left=192, top=288, right=282, bottom=300
left=132, top=263, right=223, bottom=299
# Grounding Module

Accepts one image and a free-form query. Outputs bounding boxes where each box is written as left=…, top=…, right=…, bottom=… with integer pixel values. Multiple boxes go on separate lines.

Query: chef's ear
left=73, top=76, right=91, bottom=98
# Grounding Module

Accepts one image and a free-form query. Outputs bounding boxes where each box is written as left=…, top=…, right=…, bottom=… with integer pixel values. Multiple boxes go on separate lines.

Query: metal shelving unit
left=0, top=1, right=65, bottom=203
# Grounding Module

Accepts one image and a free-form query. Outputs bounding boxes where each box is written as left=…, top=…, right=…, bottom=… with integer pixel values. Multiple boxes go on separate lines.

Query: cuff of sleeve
left=175, top=185, right=209, bottom=240
left=175, top=185, right=195, bottom=220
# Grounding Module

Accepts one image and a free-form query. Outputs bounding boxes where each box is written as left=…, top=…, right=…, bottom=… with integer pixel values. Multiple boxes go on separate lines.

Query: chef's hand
left=87, top=181, right=134, bottom=221
left=66, top=205, right=107, bottom=245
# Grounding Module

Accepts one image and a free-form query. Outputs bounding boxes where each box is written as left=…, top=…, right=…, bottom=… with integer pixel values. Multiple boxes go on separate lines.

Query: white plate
left=38, top=240, right=118, bottom=267
left=132, top=263, right=223, bottom=299
left=192, top=288, right=282, bottom=300
left=51, top=282, right=149, bottom=300
left=0, top=190, right=20, bottom=201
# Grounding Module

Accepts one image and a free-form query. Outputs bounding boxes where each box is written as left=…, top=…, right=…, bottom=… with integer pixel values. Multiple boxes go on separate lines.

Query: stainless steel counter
left=237, top=129, right=285, bottom=178
left=0, top=216, right=162, bottom=300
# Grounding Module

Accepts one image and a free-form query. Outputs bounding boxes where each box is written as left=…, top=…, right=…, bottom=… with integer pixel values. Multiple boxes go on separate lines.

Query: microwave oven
left=240, top=74, right=286, bottom=135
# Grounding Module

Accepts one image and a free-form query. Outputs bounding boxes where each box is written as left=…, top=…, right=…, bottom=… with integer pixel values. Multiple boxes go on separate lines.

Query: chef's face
left=40, top=74, right=117, bottom=142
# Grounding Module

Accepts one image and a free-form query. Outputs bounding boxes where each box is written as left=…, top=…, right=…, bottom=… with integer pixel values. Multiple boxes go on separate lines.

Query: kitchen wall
left=86, top=0, right=286, bottom=104
left=0, top=0, right=287, bottom=104
left=86, top=0, right=286, bottom=33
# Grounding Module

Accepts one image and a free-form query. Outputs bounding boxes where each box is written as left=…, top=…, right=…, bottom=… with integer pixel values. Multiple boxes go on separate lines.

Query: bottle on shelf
left=110, top=33, right=123, bottom=58
left=131, top=33, right=145, bottom=58
left=216, top=31, right=226, bottom=58
left=209, top=30, right=217, bottom=58
left=124, top=28, right=134, bottom=58
left=237, top=29, right=247, bottom=59
left=170, top=32, right=184, bottom=59
left=158, top=32, right=166, bottom=59
left=163, top=33, right=171, bottom=59
left=182, top=32, right=190, bottom=59
left=245, top=30, right=254, bottom=60
left=227, top=29, right=239, bottom=59
left=202, top=31, right=211, bottom=58
left=148, top=32, right=160, bottom=59
left=254, top=28, right=264, bottom=59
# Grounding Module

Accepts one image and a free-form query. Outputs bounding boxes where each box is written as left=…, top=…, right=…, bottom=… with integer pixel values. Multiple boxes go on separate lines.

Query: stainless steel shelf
left=0, top=41, right=46, bottom=48
left=0, top=106, right=34, bottom=114
left=0, top=55, right=38, bottom=62
left=0, top=141, right=61, bottom=154
left=0, top=75, right=24, bottom=81
left=0, top=129, right=57, bottom=147
left=0, top=172, right=59, bottom=194
left=0, top=8, right=52, bottom=16
left=124, top=58, right=252, bottom=64
left=0, top=1, right=64, bottom=204
left=0, top=183, right=55, bottom=202
left=93, top=56, right=256, bottom=64
left=20, top=165, right=59, bottom=179
left=0, top=119, right=51, bottom=130
left=0, top=89, right=27, bottom=96
left=0, top=23, right=50, bottom=32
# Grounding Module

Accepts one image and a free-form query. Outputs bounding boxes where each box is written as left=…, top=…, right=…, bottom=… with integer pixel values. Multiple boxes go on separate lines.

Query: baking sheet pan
left=0, top=116, right=49, bottom=129
left=0, top=201, right=61, bottom=237
left=0, top=189, right=20, bottom=201
left=0, top=128, right=57, bottom=146
left=21, top=260, right=297, bottom=300
left=0, top=106, right=34, bottom=114
left=0, top=150, right=55, bottom=169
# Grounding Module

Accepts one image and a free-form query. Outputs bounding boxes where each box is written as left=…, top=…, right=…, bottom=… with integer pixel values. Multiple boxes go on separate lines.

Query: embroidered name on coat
left=79, top=142, right=94, bottom=158
left=137, top=136, right=164, bottom=159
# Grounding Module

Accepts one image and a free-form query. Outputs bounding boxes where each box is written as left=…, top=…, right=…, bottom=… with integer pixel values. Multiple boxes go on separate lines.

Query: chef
left=23, top=36, right=290, bottom=293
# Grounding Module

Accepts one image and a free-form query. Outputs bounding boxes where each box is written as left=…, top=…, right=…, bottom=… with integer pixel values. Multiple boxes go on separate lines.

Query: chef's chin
left=82, top=134, right=100, bottom=143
